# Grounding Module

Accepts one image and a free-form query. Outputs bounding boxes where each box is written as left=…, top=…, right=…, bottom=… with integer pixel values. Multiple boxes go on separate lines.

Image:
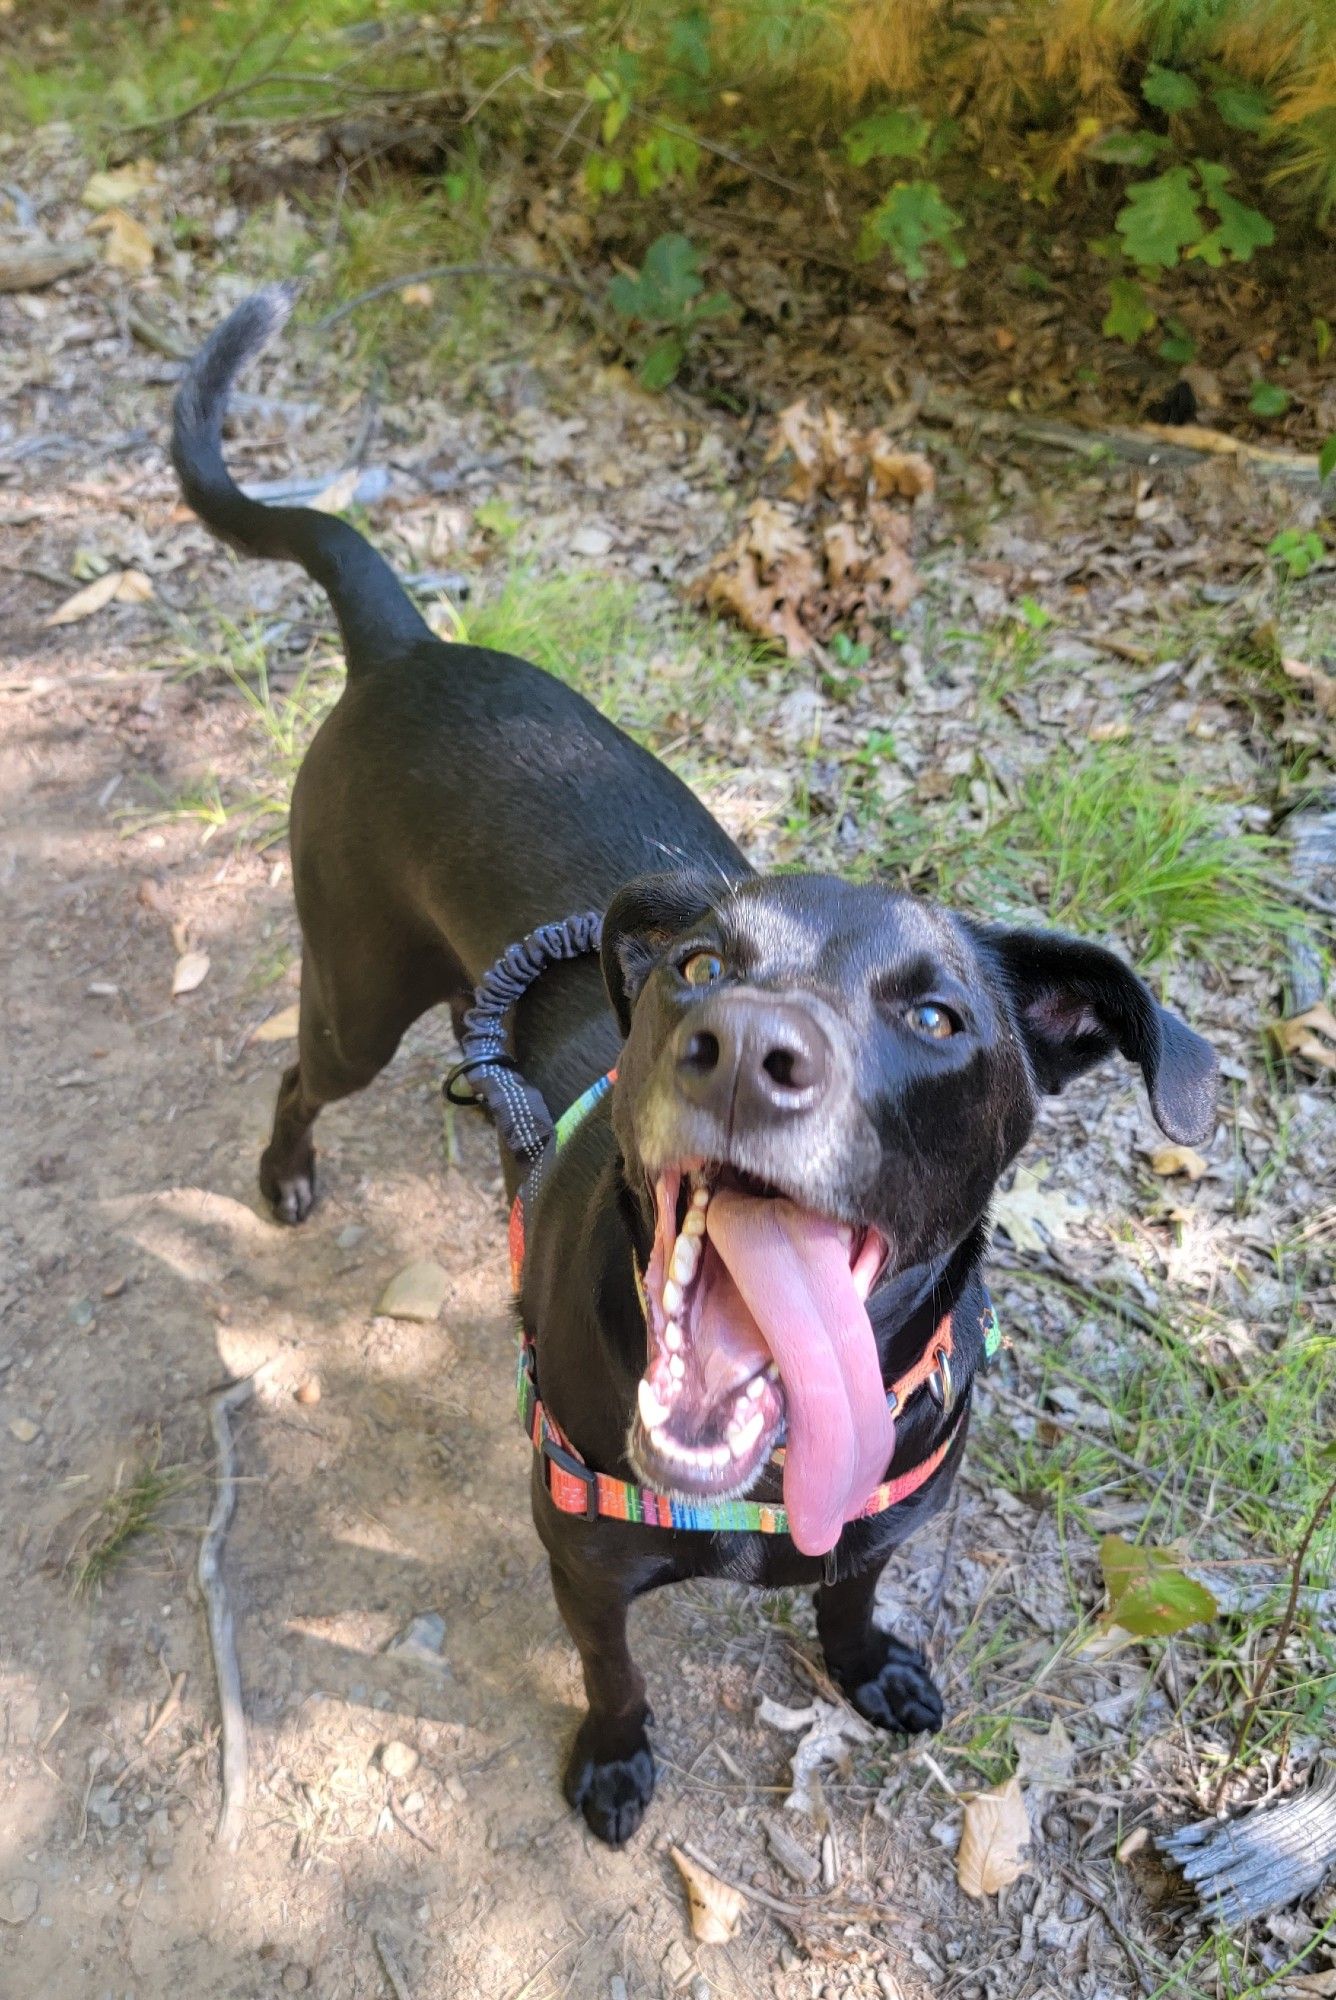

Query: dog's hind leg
left=816, top=1564, right=944, bottom=1738
left=260, top=930, right=466, bottom=1223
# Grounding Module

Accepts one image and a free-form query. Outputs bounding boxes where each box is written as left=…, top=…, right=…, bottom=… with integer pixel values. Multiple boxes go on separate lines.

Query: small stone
left=379, top=1740, right=419, bottom=1780
left=400, top=1790, right=425, bottom=1815
left=68, top=1297, right=95, bottom=1327
left=444, top=1774, right=467, bottom=1804
left=8, top=1418, right=39, bottom=1443
left=87, top=981, right=119, bottom=998
left=662, top=1940, right=693, bottom=1986
left=295, top=1378, right=321, bottom=1405
left=101, top=1276, right=127, bottom=1299
left=0, top=1879, right=39, bottom=1925
left=571, top=523, right=613, bottom=557
left=610, top=1980, right=629, bottom=2000
left=386, top=1612, right=447, bottom=1668
left=377, top=1260, right=449, bottom=1323
left=282, top=1968, right=310, bottom=1993
left=690, top=1978, right=711, bottom=2000
left=88, top=1786, right=122, bottom=1830
left=336, top=1224, right=366, bottom=1251
left=149, top=1849, right=172, bottom=1872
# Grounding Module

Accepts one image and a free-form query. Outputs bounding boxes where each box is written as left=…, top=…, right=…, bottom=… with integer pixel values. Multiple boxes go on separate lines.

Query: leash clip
left=541, top=1436, right=600, bottom=1522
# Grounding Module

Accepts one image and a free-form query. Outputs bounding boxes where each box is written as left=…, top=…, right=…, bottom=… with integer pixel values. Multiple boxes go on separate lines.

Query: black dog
left=173, top=291, right=1218, bottom=1846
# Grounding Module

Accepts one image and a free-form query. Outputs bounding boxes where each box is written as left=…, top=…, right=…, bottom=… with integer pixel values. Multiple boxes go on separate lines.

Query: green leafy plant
left=858, top=180, right=965, bottom=280
left=608, top=232, right=731, bottom=387
left=1266, top=526, right=1325, bottom=578
left=1099, top=1534, right=1218, bottom=1638
left=1319, top=436, right=1336, bottom=480
left=1250, top=380, right=1291, bottom=417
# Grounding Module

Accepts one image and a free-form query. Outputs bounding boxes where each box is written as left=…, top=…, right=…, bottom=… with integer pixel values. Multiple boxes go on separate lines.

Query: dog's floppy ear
left=601, top=870, right=720, bottom=1035
left=985, top=928, right=1218, bottom=1145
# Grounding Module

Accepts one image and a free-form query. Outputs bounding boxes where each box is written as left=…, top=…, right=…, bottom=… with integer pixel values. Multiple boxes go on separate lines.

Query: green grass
left=879, top=741, right=1295, bottom=966
left=66, top=1450, right=192, bottom=1598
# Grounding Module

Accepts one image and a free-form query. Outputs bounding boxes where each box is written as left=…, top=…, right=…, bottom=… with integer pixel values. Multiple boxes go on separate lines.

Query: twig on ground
left=142, top=1670, right=188, bottom=1749
left=1166, top=1759, right=1336, bottom=1924
left=1214, top=1469, right=1336, bottom=1805
left=199, top=1370, right=265, bottom=1849
left=317, top=263, right=592, bottom=328
left=373, top=1930, right=414, bottom=2000
left=673, top=1837, right=894, bottom=1926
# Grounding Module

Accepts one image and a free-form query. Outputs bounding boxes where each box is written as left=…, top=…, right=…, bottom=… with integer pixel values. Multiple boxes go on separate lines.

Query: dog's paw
left=834, top=1635, right=944, bottom=1738
left=259, top=1147, right=316, bottom=1225
left=563, top=1717, right=655, bottom=1847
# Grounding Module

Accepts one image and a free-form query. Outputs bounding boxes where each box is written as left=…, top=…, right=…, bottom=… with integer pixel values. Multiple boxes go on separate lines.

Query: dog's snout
left=672, top=996, right=832, bottom=1122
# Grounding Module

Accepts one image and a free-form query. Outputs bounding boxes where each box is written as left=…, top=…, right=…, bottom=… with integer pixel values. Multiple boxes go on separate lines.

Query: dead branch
left=199, top=1372, right=259, bottom=1849
left=373, top=1931, right=414, bottom=2000
left=317, top=262, right=592, bottom=328
left=1216, top=1468, right=1336, bottom=1804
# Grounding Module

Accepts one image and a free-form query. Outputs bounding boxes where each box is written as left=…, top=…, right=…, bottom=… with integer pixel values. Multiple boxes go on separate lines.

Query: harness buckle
left=927, top=1344, right=954, bottom=1414
left=540, top=1436, right=600, bottom=1521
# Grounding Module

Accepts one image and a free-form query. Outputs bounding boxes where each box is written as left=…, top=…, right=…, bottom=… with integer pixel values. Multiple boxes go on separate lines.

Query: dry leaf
left=171, top=951, right=210, bottom=997
left=1150, top=1144, right=1209, bottom=1181
left=1012, top=1718, right=1076, bottom=1789
left=92, top=208, right=155, bottom=275
left=252, top=1002, right=301, bottom=1043
left=310, top=467, right=361, bottom=515
left=114, top=568, right=154, bottom=604
left=1089, top=719, right=1131, bottom=742
left=1282, top=657, right=1336, bottom=719
left=81, top=161, right=157, bottom=210
left=44, top=569, right=124, bottom=627
left=1271, top=1003, right=1336, bottom=1073
left=956, top=1776, right=1030, bottom=1899
left=399, top=282, right=435, bottom=307
left=990, top=1164, right=1088, bottom=1253
left=670, top=1847, right=744, bottom=1944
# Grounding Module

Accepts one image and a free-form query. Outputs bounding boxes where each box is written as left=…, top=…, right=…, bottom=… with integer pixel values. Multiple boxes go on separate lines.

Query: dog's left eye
left=905, top=1002, right=956, bottom=1040
left=682, top=951, right=724, bottom=987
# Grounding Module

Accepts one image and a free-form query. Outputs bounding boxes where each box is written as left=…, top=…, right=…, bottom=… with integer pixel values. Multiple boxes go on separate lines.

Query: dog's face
left=601, top=870, right=1217, bottom=1555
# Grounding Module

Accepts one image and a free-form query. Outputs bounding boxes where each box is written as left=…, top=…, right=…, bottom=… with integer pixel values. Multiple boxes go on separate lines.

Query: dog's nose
left=673, top=996, right=832, bottom=1122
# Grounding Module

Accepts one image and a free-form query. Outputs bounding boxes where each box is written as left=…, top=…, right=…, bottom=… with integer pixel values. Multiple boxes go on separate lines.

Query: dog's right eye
left=681, top=951, right=724, bottom=987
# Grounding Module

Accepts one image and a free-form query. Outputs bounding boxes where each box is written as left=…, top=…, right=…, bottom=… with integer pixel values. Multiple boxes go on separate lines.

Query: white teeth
left=766, top=1362, right=780, bottom=1382
left=650, top=1424, right=669, bottom=1448
left=671, top=1236, right=700, bottom=1283
left=745, top=1375, right=767, bottom=1402
left=711, top=1445, right=731, bottom=1469
left=682, top=1209, right=706, bottom=1238
left=664, top=1320, right=683, bottom=1351
left=730, top=1410, right=765, bottom=1458
left=662, top=1278, right=684, bottom=1316
left=669, top=1355, right=685, bottom=1381
left=691, top=1185, right=711, bottom=1210
left=638, top=1379, right=672, bottom=1430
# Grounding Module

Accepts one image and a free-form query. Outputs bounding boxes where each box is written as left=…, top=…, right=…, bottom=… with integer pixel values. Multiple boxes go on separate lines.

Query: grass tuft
left=66, top=1449, right=192, bottom=1599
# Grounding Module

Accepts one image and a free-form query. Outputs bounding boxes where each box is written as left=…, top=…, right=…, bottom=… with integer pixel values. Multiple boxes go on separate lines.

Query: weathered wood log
left=1158, top=1761, right=1336, bottom=1925
left=0, top=239, right=96, bottom=293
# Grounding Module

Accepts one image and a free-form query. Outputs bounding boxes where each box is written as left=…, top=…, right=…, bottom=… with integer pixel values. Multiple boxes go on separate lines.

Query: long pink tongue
left=707, top=1192, right=894, bottom=1557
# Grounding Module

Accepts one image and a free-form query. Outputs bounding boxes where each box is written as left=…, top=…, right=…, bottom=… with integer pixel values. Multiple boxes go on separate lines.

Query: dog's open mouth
left=629, top=1164, right=894, bottom=1555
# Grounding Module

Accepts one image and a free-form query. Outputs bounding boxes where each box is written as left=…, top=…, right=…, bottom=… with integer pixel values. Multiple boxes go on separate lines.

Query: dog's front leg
left=816, top=1563, right=944, bottom=1737
left=549, top=1553, right=656, bottom=1846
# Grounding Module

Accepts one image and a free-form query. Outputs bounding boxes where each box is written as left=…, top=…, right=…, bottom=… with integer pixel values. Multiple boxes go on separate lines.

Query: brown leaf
left=1282, top=657, right=1336, bottom=719
left=92, top=208, right=155, bottom=275
left=252, top=1003, right=301, bottom=1043
left=171, top=951, right=210, bottom=997
left=956, top=1776, right=1031, bottom=1898
left=745, top=498, right=808, bottom=571
left=310, top=467, right=361, bottom=515
left=81, top=161, right=158, bottom=210
left=44, top=570, right=124, bottom=627
left=670, top=1846, right=744, bottom=1943
left=1150, top=1144, right=1209, bottom=1180
left=1271, top=1003, right=1336, bottom=1073
left=399, top=282, right=435, bottom=307
left=114, top=568, right=154, bottom=604
left=1012, top=1718, right=1076, bottom=1789
left=866, top=436, right=935, bottom=500
left=822, top=519, right=865, bottom=584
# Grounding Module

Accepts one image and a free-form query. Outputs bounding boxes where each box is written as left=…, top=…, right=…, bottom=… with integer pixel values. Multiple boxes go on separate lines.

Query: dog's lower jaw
left=563, top=1709, right=655, bottom=1847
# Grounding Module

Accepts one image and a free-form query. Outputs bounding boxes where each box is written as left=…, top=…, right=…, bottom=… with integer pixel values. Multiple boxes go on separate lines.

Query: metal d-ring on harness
left=445, top=912, right=1001, bottom=1545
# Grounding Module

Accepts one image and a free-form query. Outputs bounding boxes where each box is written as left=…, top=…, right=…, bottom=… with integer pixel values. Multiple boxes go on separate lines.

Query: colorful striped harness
left=509, top=1068, right=1002, bottom=1533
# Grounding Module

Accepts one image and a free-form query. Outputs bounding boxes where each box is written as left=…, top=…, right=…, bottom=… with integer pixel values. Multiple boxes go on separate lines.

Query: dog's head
left=602, top=868, right=1217, bottom=1554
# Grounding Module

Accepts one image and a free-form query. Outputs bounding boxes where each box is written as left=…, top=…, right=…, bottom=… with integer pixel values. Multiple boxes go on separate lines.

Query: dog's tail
left=172, top=286, right=431, bottom=667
